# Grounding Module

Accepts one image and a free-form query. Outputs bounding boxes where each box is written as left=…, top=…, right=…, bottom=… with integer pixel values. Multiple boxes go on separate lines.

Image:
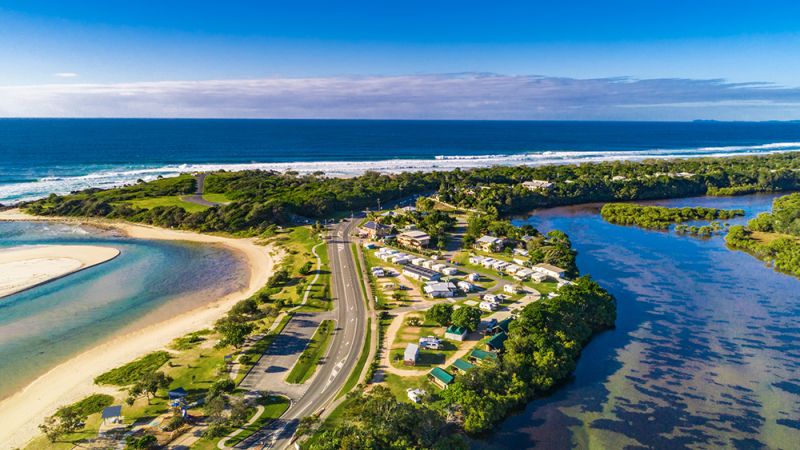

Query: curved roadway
left=243, top=218, right=368, bottom=449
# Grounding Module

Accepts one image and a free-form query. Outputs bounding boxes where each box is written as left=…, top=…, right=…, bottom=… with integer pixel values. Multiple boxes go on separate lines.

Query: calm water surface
left=0, top=221, right=247, bottom=399
left=476, top=194, right=800, bottom=449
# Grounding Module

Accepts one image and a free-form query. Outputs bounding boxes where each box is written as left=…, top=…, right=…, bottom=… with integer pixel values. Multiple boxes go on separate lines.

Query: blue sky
left=2, top=1, right=800, bottom=119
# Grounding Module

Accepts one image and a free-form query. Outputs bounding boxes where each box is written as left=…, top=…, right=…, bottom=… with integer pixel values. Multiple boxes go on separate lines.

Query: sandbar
left=0, top=245, right=120, bottom=299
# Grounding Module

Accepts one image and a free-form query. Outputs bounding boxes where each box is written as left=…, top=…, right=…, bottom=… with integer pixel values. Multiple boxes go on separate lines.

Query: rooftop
left=446, top=325, right=467, bottom=335
left=101, top=405, right=122, bottom=419
left=470, top=349, right=498, bottom=361
left=404, top=343, right=419, bottom=360
left=404, top=264, right=440, bottom=278
left=429, top=367, right=455, bottom=384
left=534, top=263, right=565, bottom=273
left=399, top=230, right=430, bottom=239
left=362, top=220, right=389, bottom=230
left=487, top=332, right=508, bottom=350
left=451, top=358, right=475, bottom=372
left=476, top=235, right=502, bottom=244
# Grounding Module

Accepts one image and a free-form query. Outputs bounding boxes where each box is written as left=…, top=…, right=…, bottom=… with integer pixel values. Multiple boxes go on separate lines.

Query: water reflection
left=476, top=194, right=800, bottom=449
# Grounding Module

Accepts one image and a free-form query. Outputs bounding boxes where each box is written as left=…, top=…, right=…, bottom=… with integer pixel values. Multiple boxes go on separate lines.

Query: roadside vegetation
left=287, top=320, right=334, bottom=384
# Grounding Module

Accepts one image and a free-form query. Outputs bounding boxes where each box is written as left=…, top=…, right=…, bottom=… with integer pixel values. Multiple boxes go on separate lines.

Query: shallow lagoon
left=0, top=221, right=247, bottom=400
left=477, top=194, right=800, bottom=449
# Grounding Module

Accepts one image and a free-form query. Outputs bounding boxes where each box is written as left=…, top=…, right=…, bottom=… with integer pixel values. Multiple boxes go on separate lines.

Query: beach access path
left=0, top=209, right=281, bottom=450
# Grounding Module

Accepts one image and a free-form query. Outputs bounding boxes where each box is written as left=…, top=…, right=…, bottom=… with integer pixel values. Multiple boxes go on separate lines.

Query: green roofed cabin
left=444, top=325, right=467, bottom=341
left=492, top=317, right=513, bottom=334
left=468, top=348, right=498, bottom=364
left=450, top=358, right=475, bottom=375
left=428, top=367, right=455, bottom=389
left=486, top=332, right=508, bottom=352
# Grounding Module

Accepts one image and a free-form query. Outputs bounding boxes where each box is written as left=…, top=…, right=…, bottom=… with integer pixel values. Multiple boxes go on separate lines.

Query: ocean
left=3, top=119, right=800, bottom=203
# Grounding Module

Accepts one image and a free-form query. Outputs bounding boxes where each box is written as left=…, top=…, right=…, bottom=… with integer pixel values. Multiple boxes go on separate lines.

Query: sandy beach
left=0, top=245, right=121, bottom=299
left=0, top=209, right=280, bottom=449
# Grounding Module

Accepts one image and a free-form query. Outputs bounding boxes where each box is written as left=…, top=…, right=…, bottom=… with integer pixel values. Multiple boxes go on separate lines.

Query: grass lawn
left=269, top=227, right=331, bottom=311
left=125, top=195, right=210, bottom=213
left=388, top=315, right=459, bottom=371
left=201, top=192, right=232, bottom=203
left=224, top=395, right=290, bottom=446
left=286, top=320, right=334, bottom=384
left=382, top=373, right=439, bottom=404
left=24, top=412, right=106, bottom=450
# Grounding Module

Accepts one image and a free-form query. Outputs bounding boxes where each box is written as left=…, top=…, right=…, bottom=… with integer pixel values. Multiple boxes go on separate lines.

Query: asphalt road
left=243, top=218, right=368, bottom=449
left=183, top=173, right=220, bottom=207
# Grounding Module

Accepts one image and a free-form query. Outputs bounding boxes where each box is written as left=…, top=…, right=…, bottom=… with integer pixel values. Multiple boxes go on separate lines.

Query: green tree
left=215, top=318, right=254, bottom=348
left=451, top=306, right=481, bottom=332
left=425, top=303, right=453, bottom=327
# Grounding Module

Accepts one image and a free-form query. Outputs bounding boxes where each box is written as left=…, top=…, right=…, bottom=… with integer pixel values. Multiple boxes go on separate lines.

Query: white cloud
left=52, top=72, right=79, bottom=78
left=2, top=73, right=800, bottom=120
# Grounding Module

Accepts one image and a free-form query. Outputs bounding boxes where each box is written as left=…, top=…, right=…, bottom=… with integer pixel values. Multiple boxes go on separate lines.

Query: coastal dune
left=0, top=210, right=280, bottom=450
left=0, top=245, right=121, bottom=299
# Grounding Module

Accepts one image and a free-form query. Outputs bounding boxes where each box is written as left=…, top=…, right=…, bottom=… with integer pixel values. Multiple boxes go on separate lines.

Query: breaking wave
left=2, top=142, right=800, bottom=204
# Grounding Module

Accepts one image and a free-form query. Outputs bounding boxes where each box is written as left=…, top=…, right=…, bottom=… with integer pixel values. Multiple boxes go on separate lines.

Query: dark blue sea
left=3, top=119, right=800, bottom=203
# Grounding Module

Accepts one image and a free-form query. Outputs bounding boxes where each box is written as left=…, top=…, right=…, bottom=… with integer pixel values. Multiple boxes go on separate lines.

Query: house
left=431, top=263, right=447, bottom=272
left=360, top=220, right=391, bottom=239
left=441, top=267, right=458, bottom=276
left=492, top=260, right=509, bottom=271
left=475, top=235, right=504, bottom=252
left=521, top=180, right=554, bottom=191
left=486, top=332, right=508, bottom=352
left=422, top=260, right=435, bottom=269
left=530, top=271, right=548, bottom=282
left=419, top=336, right=441, bottom=350
left=533, top=263, right=566, bottom=279
left=483, top=294, right=498, bottom=302
left=411, top=257, right=427, bottom=266
left=424, top=282, right=456, bottom=298
left=450, top=358, right=475, bottom=375
left=457, top=280, right=474, bottom=292
left=504, top=264, right=522, bottom=275
left=371, top=267, right=385, bottom=277
left=479, top=301, right=497, bottom=312
left=512, top=257, right=528, bottom=266
left=514, top=268, right=533, bottom=280
left=469, top=348, right=499, bottom=364
left=101, top=405, right=123, bottom=425
left=404, top=343, right=419, bottom=366
left=480, top=258, right=496, bottom=268
left=444, top=325, right=468, bottom=341
left=481, top=318, right=498, bottom=335
left=513, top=248, right=529, bottom=257
left=397, top=230, right=431, bottom=248
left=406, top=388, right=426, bottom=404
left=489, top=317, right=512, bottom=335
left=469, top=255, right=485, bottom=265
left=467, top=273, right=481, bottom=282
left=504, top=284, right=520, bottom=294
left=428, top=367, right=455, bottom=389
left=403, top=264, right=441, bottom=282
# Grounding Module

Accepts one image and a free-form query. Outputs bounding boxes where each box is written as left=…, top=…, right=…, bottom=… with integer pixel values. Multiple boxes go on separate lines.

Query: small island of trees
left=600, top=203, right=744, bottom=229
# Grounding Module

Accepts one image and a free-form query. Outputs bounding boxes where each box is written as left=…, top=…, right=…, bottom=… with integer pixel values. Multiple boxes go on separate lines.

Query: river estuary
left=476, top=193, right=800, bottom=449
